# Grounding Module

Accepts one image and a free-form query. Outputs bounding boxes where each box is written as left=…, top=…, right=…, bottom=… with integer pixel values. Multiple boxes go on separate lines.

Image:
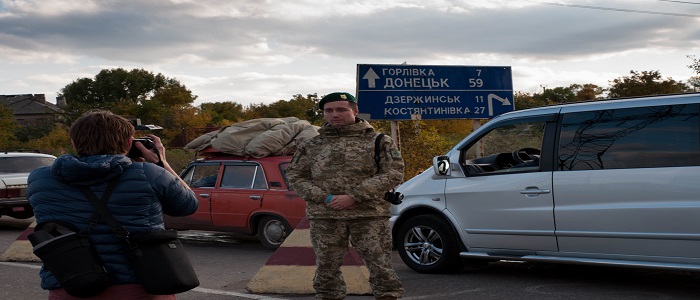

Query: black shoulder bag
left=27, top=178, right=120, bottom=298
left=78, top=177, right=200, bottom=295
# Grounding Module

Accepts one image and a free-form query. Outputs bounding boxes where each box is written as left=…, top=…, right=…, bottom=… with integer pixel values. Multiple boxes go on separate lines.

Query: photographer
left=286, top=92, right=405, bottom=300
left=27, top=109, right=198, bottom=300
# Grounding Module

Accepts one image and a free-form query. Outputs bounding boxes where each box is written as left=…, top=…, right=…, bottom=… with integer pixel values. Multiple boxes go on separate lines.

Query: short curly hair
left=69, top=110, right=135, bottom=156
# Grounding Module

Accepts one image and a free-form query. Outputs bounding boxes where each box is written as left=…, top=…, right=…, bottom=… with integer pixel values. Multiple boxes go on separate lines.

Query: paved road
left=3, top=217, right=700, bottom=299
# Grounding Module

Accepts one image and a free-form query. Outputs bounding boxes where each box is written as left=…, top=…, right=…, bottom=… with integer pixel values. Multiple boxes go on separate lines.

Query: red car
left=164, top=152, right=306, bottom=249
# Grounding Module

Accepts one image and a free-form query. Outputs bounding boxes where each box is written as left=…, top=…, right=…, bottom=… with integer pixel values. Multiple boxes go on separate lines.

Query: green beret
left=318, top=92, right=357, bottom=110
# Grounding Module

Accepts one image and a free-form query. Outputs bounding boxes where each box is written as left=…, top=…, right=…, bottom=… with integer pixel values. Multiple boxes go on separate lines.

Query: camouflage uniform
left=287, top=118, right=404, bottom=300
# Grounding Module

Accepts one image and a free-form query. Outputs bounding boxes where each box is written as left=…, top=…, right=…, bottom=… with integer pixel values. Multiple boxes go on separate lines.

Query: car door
left=554, top=103, right=700, bottom=260
left=176, top=162, right=219, bottom=226
left=210, top=162, right=266, bottom=229
left=445, top=115, right=559, bottom=252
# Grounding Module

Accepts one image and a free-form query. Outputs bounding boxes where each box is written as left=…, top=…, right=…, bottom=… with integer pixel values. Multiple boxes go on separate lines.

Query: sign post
left=356, top=64, right=514, bottom=121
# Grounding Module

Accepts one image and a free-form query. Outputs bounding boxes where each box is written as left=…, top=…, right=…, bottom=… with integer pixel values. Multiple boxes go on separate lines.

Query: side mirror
left=433, top=156, right=451, bottom=176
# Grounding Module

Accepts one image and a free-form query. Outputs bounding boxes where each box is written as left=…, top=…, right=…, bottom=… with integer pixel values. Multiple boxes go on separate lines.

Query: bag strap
left=374, top=133, right=385, bottom=172
left=79, top=174, right=130, bottom=239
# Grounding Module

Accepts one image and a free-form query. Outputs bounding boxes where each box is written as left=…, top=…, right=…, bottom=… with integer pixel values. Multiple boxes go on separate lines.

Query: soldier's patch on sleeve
left=390, top=148, right=402, bottom=159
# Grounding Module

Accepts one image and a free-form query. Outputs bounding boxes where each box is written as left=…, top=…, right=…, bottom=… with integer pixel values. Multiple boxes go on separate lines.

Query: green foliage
left=23, top=126, right=73, bottom=156
left=514, top=91, right=545, bottom=110
left=536, top=86, right=576, bottom=104
left=398, top=121, right=453, bottom=179
left=201, top=101, right=246, bottom=125
left=58, top=67, right=199, bottom=145
left=164, top=149, right=197, bottom=174
left=570, top=83, right=605, bottom=101
left=59, top=68, right=196, bottom=128
left=14, top=119, right=57, bottom=143
left=244, top=94, right=319, bottom=123
left=608, top=70, right=689, bottom=98
left=370, top=120, right=453, bottom=180
left=687, top=76, right=700, bottom=92
left=0, top=105, right=20, bottom=149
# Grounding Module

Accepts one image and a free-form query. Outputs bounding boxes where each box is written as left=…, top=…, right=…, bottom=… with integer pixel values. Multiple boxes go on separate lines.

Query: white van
left=391, top=93, right=700, bottom=273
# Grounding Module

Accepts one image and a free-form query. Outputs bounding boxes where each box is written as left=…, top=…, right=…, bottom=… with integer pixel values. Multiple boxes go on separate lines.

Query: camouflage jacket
left=286, top=119, right=404, bottom=219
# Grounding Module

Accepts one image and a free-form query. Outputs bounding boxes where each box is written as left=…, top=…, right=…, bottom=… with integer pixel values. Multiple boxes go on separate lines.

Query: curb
left=246, top=218, right=372, bottom=295
left=0, top=221, right=39, bottom=262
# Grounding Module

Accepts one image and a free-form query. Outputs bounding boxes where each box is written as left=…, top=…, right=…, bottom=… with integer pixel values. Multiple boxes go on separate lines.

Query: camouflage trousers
left=309, top=218, right=403, bottom=300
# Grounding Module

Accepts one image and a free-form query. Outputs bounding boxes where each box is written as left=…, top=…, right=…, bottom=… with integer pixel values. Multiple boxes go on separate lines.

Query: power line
left=658, top=0, right=700, bottom=5
left=540, top=2, right=700, bottom=18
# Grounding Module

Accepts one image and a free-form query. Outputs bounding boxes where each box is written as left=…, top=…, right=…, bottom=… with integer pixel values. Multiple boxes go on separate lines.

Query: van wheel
left=395, top=215, right=464, bottom=273
left=257, top=216, right=291, bottom=250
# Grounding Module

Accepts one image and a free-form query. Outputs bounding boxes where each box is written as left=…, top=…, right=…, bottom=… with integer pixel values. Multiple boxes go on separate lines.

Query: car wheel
left=395, top=214, right=464, bottom=273
left=8, top=209, right=33, bottom=219
left=257, top=216, right=291, bottom=250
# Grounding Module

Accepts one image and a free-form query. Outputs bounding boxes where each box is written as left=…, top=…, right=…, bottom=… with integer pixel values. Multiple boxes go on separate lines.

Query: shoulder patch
left=390, top=148, right=402, bottom=159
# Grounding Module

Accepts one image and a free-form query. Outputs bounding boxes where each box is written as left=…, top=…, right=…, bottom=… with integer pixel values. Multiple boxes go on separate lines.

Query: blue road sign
left=356, top=64, right=514, bottom=120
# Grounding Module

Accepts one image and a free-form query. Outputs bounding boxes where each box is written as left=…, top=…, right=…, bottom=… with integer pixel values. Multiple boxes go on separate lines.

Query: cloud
left=0, top=0, right=699, bottom=106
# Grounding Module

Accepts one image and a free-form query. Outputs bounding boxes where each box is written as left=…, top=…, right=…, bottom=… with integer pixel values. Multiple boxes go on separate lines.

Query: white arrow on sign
left=487, top=94, right=511, bottom=116
left=363, top=68, right=380, bottom=88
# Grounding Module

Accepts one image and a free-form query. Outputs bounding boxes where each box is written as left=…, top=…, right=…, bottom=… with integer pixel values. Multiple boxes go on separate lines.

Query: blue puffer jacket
left=27, top=154, right=199, bottom=290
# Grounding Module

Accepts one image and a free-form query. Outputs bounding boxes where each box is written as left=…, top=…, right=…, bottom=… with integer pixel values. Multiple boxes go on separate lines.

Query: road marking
left=0, top=261, right=41, bottom=269
left=1, top=262, right=289, bottom=299
left=192, top=287, right=289, bottom=299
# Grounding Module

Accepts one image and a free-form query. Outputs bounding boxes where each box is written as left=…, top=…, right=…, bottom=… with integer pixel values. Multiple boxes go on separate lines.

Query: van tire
left=395, top=215, right=464, bottom=273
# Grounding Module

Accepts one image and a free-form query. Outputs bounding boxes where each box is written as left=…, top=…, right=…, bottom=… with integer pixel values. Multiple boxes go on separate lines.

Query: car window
left=278, top=162, right=291, bottom=190
left=461, top=120, right=545, bottom=174
left=220, top=164, right=267, bottom=189
left=558, top=104, right=700, bottom=170
left=0, top=156, right=55, bottom=173
left=186, top=164, right=220, bottom=188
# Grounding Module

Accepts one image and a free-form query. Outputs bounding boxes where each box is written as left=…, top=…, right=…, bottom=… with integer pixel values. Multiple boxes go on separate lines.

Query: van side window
left=187, top=164, right=220, bottom=188
left=558, top=104, right=700, bottom=170
left=462, top=121, right=545, bottom=174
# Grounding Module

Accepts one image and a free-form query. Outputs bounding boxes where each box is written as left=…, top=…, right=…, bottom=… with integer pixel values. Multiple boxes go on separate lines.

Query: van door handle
left=199, top=193, right=210, bottom=198
left=250, top=195, right=262, bottom=200
left=519, top=188, right=551, bottom=195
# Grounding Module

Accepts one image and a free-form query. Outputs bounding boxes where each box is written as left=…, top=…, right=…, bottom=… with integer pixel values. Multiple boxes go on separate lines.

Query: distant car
left=0, top=152, right=56, bottom=219
left=391, top=93, right=700, bottom=274
left=164, top=152, right=306, bottom=249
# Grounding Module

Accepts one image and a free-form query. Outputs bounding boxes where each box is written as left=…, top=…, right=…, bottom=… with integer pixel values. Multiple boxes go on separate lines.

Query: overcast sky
left=1, top=0, right=699, bottom=107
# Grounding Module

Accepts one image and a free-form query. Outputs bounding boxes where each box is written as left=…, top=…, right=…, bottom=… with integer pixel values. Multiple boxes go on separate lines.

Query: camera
left=128, top=137, right=157, bottom=158
left=384, top=191, right=404, bottom=205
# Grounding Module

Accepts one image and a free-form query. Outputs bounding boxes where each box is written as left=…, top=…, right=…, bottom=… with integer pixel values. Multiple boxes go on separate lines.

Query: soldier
left=286, top=92, right=405, bottom=300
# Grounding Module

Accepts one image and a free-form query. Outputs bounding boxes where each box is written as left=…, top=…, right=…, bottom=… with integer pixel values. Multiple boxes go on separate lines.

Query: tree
left=428, top=119, right=475, bottom=146
left=59, top=68, right=195, bottom=127
left=0, top=104, right=19, bottom=149
left=570, top=83, right=605, bottom=101
left=688, top=55, right=700, bottom=75
left=608, top=70, right=689, bottom=98
left=200, top=101, right=246, bottom=125
left=24, top=126, right=72, bottom=156
left=514, top=91, right=545, bottom=110
left=371, top=120, right=453, bottom=180
left=688, top=76, right=700, bottom=92
left=244, top=94, right=318, bottom=122
left=59, top=68, right=198, bottom=143
left=536, top=86, right=575, bottom=104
